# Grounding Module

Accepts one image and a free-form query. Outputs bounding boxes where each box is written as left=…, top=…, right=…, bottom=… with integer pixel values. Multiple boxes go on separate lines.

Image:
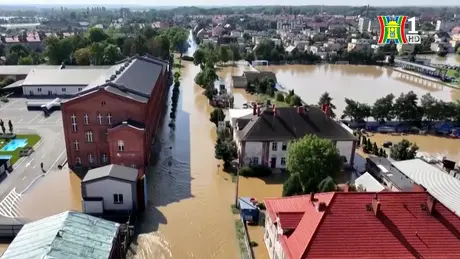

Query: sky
left=0, top=0, right=458, bottom=7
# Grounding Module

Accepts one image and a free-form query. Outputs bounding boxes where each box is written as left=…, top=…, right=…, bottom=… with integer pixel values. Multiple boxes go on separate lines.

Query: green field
left=0, top=134, right=41, bottom=165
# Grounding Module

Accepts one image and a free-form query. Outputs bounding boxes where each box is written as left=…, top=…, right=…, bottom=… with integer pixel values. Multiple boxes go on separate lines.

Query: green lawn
left=255, top=93, right=290, bottom=108
left=0, top=134, right=41, bottom=165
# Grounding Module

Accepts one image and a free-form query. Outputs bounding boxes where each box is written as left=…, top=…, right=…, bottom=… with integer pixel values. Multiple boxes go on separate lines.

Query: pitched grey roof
left=0, top=65, right=59, bottom=75
left=236, top=106, right=357, bottom=142
left=22, top=68, right=104, bottom=86
left=75, top=55, right=168, bottom=103
left=82, top=164, right=138, bottom=183
left=1, top=211, right=120, bottom=259
left=367, top=156, right=414, bottom=191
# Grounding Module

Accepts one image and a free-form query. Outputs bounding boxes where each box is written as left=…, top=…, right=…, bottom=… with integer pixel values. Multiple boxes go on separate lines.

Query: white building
left=232, top=105, right=357, bottom=169
left=81, top=164, right=141, bottom=214
left=21, top=66, right=108, bottom=97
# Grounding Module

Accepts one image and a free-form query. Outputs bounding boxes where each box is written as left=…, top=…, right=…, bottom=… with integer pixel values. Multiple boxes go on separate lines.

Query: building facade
left=61, top=55, right=169, bottom=170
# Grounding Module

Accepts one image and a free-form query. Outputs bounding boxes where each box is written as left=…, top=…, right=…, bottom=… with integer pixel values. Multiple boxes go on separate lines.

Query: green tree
left=317, top=176, right=337, bottom=192
left=88, top=27, right=109, bottom=43
left=44, top=36, right=74, bottom=65
left=209, top=108, right=225, bottom=126
left=372, top=142, right=379, bottom=155
left=193, top=48, right=206, bottom=66
left=289, top=95, right=302, bottom=107
left=318, top=92, right=336, bottom=118
left=282, top=173, right=303, bottom=196
left=219, top=45, right=230, bottom=64
left=276, top=92, right=285, bottom=102
left=371, top=94, right=395, bottom=122
left=18, top=55, right=33, bottom=65
left=90, top=42, right=105, bottom=65
left=103, top=44, right=122, bottom=64
left=420, top=93, right=439, bottom=121
left=286, top=135, right=343, bottom=194
left=393, top=91, right=422, bottom=122
left=390, top=139, right=419, bottom=161
left=74, top=47, right=92, bottom=65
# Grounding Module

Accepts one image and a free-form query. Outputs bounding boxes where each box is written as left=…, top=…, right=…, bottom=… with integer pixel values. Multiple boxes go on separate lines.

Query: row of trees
left=168, top=71, right=181, bottom=130
left=3, top=26, right=189, bottom=67
left=341, top=91, right=460, bottom=123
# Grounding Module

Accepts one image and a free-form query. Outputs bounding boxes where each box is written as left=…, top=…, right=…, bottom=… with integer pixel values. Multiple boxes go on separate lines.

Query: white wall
left=85, top=179, right=133, bottom=211
left=336, top=141, right=353, bottom=163
left=23, top=85, right=84, bottom=96
left=264, top=216, right=285, bottom=259
left=268, top=141, right=288, bottom=169
left=244, top=142, right=263, bottom=165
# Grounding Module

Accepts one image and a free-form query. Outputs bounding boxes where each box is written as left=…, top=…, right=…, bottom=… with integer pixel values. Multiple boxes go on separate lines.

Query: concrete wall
left=83, top=200, right=104, bottom=214
left=84, top=179, right=134, bottom=211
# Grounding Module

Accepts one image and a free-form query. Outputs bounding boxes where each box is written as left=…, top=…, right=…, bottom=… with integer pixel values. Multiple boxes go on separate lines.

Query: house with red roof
left=263, top=192, right=460, bottom=259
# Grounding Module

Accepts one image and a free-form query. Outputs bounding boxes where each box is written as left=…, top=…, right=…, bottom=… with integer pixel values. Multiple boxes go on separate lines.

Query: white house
left=81, top=164, right=140, bottom=214
left=233, top=105, right=357, bottom=169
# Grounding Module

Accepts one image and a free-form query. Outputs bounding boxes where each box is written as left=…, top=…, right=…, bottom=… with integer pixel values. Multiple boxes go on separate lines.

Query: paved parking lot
left=0, top=99, right=62, bottom=126
left=0, top=98, right=66, bottom=219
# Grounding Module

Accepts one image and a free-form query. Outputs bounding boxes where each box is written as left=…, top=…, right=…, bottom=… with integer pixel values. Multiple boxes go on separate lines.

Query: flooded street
left=130, top=60, right=460, bottom=259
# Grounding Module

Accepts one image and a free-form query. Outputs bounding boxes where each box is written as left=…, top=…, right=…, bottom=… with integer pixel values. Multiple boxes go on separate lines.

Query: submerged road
left=0, top=99, right=66, bottom=218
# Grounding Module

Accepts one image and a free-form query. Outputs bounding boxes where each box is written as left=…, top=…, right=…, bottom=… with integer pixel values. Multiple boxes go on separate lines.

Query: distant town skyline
left=0, top=0, right=459, bottom=7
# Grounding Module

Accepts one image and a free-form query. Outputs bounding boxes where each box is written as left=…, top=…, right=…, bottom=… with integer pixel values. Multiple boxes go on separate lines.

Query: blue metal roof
left=1, top=211, right=120, bottom=259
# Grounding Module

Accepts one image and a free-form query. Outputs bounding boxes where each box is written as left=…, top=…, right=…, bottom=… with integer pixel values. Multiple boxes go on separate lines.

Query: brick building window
left=272, top=142, right=278, bottom=151
left=113, top=194, right=123, bottom=204
left=102, top=153, right=108, bottom=164
left=75, top=157, right=81, bottom=165
left=88, top=154, right=94, bottom=164
left=83, top=113, right=89, bottom=124
left=97, top=113, right=103, bottom=124
left=107, top=113, right=112, bottom=124
left=73, top=140, right=79, bottom=151
left=85, top=131, right=94, bottom=142
left=118, top=140, right=124, bottom=151
left=37, top=88, right=42, bottom=92
left=71, top=114, right=77, bottom=132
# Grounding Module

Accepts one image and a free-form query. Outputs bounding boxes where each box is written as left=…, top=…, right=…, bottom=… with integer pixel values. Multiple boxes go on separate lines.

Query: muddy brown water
left=4, top=61, right=460, bottom=258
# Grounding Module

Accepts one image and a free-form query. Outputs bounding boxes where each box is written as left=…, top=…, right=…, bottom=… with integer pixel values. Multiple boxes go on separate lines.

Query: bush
left=174, top=80, right=180, bottom=87
left=181, top=55, right=194, bottom=61
left=170, top=112, right=176, bottom=119
left=239, top=165, right=272, bottom=177
left=276, top=92, right=285, bottom=102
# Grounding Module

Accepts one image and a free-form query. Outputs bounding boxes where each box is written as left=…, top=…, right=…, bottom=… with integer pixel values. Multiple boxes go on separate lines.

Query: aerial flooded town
left=0, top=2, right=460, bottom=259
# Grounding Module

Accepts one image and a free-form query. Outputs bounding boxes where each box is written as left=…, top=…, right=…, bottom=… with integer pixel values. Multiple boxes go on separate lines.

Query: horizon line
left=1, top=4, right=459, bottom=7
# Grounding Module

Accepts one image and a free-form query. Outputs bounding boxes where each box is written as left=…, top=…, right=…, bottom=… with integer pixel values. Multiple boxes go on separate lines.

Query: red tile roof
left=264, top=192, right=460, bottom=259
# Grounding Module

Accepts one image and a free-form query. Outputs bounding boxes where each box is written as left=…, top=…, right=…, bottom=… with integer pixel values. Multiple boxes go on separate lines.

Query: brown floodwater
left=131, top=62, right=460, bottom=259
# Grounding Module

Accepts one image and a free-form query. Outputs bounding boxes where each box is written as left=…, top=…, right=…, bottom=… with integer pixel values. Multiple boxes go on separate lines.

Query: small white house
left=81, top=164, right=139, bottom=214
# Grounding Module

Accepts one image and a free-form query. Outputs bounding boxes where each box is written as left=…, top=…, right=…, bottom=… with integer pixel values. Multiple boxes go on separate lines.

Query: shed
left=81, top=164, right=141, bottom=215
left=1, top=211, right=123, bottom=259
left=354, top=172, right=385, bottom=192
left=238, top=197, right=260, bottom=223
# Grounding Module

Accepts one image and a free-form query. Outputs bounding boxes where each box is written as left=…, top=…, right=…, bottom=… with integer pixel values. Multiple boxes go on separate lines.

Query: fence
left=239, top=218, right=254, bottom=259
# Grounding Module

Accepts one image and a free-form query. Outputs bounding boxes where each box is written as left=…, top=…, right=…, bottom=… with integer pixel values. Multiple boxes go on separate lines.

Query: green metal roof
left=1, top=211, right=120, bottom=259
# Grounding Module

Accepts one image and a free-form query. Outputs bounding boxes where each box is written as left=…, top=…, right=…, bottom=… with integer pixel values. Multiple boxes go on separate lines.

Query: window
left=113, top=194, right=124, bottom=204
left=131, top=164, right=136, bottom=168
left=252, top=157, right=259, bottom=165
left=71, top=114, right=77, bottom=132
left=37, top=88, right=42, bottom=92
left=101, top=101, right=106, bottom=106
left=102, top=153, right=108, bottom=164
left=85, top=131, right=94, bottom=142
left=281, top=157, right=286, bottom=166
left=272, top=142, right=278, bottom=151
left=88, top=153, right=94, bottom=164
left=61, top=88, right=66, bottom=92
left=73, top=140, right=79, bottom=151
left=75, top=157, right=81, bottom=165
left=118, top=140, right=124, bottom=151
left=282, top=142, right=288, bottom=151
left=97, top=113, right=103, bottom=124
left=83, top=113, right=89, bottom=124
left=107, top=113, right=112, bottom=124
left=78, top=88, right=83, bottom=92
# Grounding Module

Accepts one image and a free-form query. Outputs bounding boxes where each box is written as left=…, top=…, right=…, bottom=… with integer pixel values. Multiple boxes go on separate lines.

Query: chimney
left=317, top=202, right=327, bottom=212
left=372, top=194, right=381, bottom=216
left=344, top=182, right=350, bottom=192
left=310, top=192, right=315, bottom=201
left=257, top=106, right=261, bottom=116
left=296, top=106, right=302, bottom=114
left=253, top=105, right=257, bottom=116
left=321, top=103, right=327, bottom=112
left=427, top=195, right=437, bottom=215
left=325, top=105, right=331, bottom=117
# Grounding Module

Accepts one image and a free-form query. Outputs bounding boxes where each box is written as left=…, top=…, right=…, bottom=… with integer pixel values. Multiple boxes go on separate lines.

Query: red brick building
left=263, top=192, right=460, bottom=259
left=61, top=55, right=170, bottom=170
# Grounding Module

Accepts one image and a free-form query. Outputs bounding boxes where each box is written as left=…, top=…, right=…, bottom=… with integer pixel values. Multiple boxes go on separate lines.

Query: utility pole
left=235, top=165, right=240, bottom=207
